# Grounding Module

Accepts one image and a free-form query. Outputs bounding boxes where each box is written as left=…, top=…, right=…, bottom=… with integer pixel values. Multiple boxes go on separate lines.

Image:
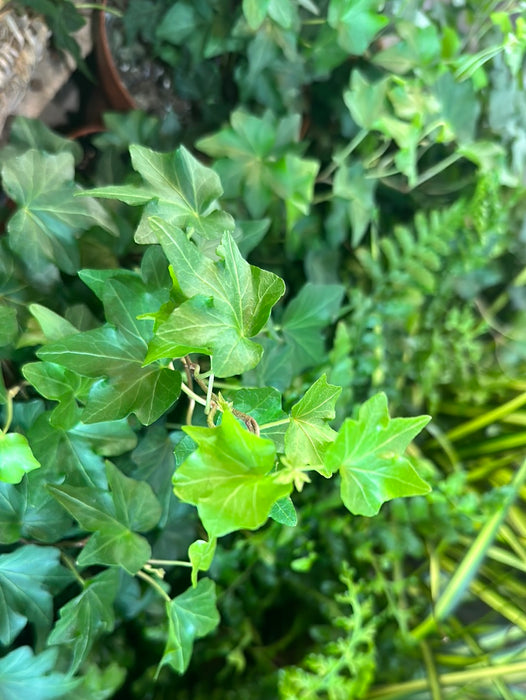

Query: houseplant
left=1, top=1, right=526, bottom=698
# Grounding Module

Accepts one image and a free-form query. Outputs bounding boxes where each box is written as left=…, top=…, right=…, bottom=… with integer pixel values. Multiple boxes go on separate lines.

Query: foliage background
left=1, top=0, right=526, bottom=698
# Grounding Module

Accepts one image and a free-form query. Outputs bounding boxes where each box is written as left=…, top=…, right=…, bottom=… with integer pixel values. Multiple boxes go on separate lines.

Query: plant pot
left=94, top=1, right=135, bottom=111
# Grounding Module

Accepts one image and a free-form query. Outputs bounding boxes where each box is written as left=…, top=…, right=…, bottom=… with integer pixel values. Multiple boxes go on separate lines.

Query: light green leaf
left=29, top=304, right=79, bottom=343
left=324, top=393, right=431, bottom=516
left=145, top=223, right=285, bottom=377
left=269, top=153, right=319, bottom=231
left=188, top=538, right=217, bottom=587
left=243, top=0, right=270, bottom=30
left=1, top=150, right=114, bottom=274
left=0, top=647, right=79, bottom=700
left=285, top=375, right=342, bottom=471
left=47, top=569, right=119, bottom=673
left=328, top=0, right=388, bottom=55
left=343, top=70, right=389, bottom=129
left=0, top=433, right=41, bottom=484
left=83, top=145, right=235, bottom=243
left=159, top=578, right=220, bottom=675
left=173, top=409, right=290, bottom=537
left=0, top=545, right=63, bottom=646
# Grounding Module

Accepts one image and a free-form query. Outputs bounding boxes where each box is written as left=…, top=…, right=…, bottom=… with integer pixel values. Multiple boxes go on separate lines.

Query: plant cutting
left=1, top=1, right=526, bottom=698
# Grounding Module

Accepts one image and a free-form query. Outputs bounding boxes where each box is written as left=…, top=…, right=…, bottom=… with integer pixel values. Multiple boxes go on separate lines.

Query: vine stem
left=148, top=558, right=192, bottom=568
left=180, top=382, right=208, bottom=407
left=60, top=552, right=86, bottom=589
left=1, top=386, right=20, bottom=435
left=136, top=569, right=171, bottom=603
left=259, top=418, right=290, bottom=430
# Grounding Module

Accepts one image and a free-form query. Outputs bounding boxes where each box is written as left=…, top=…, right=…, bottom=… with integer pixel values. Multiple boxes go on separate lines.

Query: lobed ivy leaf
left=145, top=222, right=285, bottom=377
left=1, top=150, right=114, bottom=274
left=0, top=545, right=64, bottom=646
left=0, top=469, right=74, bottom=545
left=328, top=0, right=389, bottom=55
left=29, top=412, right=137, bottom=489
left=158, top=578, right=220, bottom=675
left=38, top=274, right=181, bottom=425
left=49, top=461, right=162, bottom=575
left=324, top=393, right=431, bottom=516
left=0, top=646, right=79, bottom=700
left=0, top=433, right=41, bottom=484
left=173, top=409, right=290, bottom=538
left=197, top=110, right=318, bottom=230
left=47, top=569, right=120, bottom=673
left=82, top=145, right=235, bottom=244
left=285, top=375, right=342, bottom=472
left=281, top=283, right=346, bottom=370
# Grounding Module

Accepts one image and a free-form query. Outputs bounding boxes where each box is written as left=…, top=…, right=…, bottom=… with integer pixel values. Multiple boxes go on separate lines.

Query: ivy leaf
left=230, top=386, right=288, bottom=451
left=0, top=470, right=73, bottom=545
left=285, top=375, right=342, bottom=472
left=49, top=461, right=162, bottom=575
left=0, top=305, right=17, bottom=346
left=159, top=578, right=220, bottom=675
left=332, top=162, right=377, bottom=246
left=324, top=393, right=431, bottom=516
left=145, top=223, right=285, bottom=377
left=281, top=283, right=346, bottom=370
left=1, top=150, right=114, bottom=274
left=197, top=110, right=317, bottom=229
left=0, top=433, right=41, bottom=484
left=269, top=496, right=297, bottom=526
left=83, top=145, right=235, bottom=243
left=38, top=275, right=181, bottom=425
left=173, top=409, right=290, bottom=537
left=47, top=569, right=120, bottom=673
left=0, top=545, right=63, bottom=646
left=243, top=0, right=270, bottom=30
left=188, top=538, right=217, bottom=587
left=0, top=646, right=79, bottom=700
left=29, top=412, right=137, bottom=489
left=328, top=0, right=388, bottom=55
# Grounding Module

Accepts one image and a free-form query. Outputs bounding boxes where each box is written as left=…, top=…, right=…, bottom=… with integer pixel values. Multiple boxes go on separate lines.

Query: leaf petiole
left=136, top=569, right=171, bottom=603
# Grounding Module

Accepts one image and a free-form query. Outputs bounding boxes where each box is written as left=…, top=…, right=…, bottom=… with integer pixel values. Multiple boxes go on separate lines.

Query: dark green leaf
left=49, top=462, right=161, bottom=574
left=159, top=578, right=220, bottom=675
left=2, top=151, right=114, bottom=274
left=145, top=223, right=285, bottom=377
left=48, top=569, right=119, bottom=672
left=0, top=545, right=63, bottom=645
left=0, top=646, right=79, bottom=700
left=0, top=305, right=17, bottom=346
left=282, top=283, right=346, bottom=370
left=83, top=145, right=235, bottom=243
left=269, top=496, right=297, bottom=526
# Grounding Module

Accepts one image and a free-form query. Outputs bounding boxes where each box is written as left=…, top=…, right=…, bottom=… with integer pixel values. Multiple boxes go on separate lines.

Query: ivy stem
left=1, top=386, right=20, bottom=436
left=259, top=418, right=290, bottom=430
left=148, top=558, right=192, bottom=568
left=136, top=569, right=171, bottom=603
left=180, top=382, right=208, bottom=407
left=61, top=552, right=86, bottom=589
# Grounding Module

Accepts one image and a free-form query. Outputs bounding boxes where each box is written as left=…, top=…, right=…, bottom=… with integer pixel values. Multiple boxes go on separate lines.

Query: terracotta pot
left=94, top=1, right=135, bottom=111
